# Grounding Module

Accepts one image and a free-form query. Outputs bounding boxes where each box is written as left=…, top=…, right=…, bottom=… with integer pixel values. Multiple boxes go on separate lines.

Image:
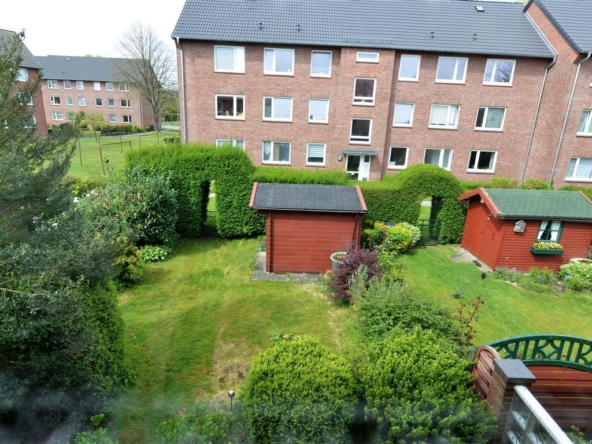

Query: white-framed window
left=93, top=82, right=101, bottom=91
left=308, top=99, right=329, bottom=123
left=16, top=68, right=28, bottom=82
left=356, top=51, right=379, bottom=63
left=398, top=55, right=421, bottom=81
left=106, top=82, right=114, bottom=91
left=118, top=83, right=130, bottom=92
left=52, top=111, right=64, bottom=121
left=50, top=96, right=61, bottom=105
left=215, top=94, right=245, bottom=119
left=475, top=107, right=505, bottom=131
left=78, top=97, right=86, bottom=106
left=263, top=97, right=292, bottom=121
left=578, top=110, right=592, bottom=135
left=120, top=99, right=131, bottom=108
left=122, top=115, right=132, bottom=123
left=95, top=98, right=103, bottom=107
left=467, top=150, right=497, bottom=173
left=262, top=141, right=290, bottom=164
left=483, top=59, right=515, bottom=86
left=264, top=48, right=295, bottom=75
left=350, top=118, right=372, bottom=144
left=216, top=139, right=245, bottom=149
left=214, top=46, right=245, bottom=73
left=388, top=146, right=409, bottom=169
left=436, top=57, right=468, bottom=83
left=429, top=105, right=459, bottom=129
left=424, top=148, right=452, bottom=170
left=306, top=143, right=326, bottom=166
left=311, top=51, right=332, bottom=77
left=76, top=81, right=84, bottom=90
left=108, top=114, right=117, bottom=123
left=63, top=80, right=71, bottom=89
left=393, top=103, right=415, bottom=127
left=47, top=80, right=59, bottom=89
left=66, top=97, right=73, bottom=106
left=108, top=99, right=115, bottom=107
left=353, top=78, right=376, bottom=105
left=537, top=220, right=562, bottom=242
left=566, top=158, right=592, bottom=181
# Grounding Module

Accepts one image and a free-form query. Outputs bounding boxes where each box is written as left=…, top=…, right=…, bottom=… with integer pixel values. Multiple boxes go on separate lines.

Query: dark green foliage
left=113, top=241, right=146, bottom=285
left=241, top=338, right=357, bottom=443
left=359, top=329, right=496, bottom=443
left=559, top=185, right=592, bottom=200
left=521, top=179, right=551, bottom=190
left=252, top=166, right=350, bottom=184
left=459, top=177, right=551, bottom=192
left=138, top=245, right=172, bottom=262
left=61, top=175, right=107, bottom=197
left=559, top=262, right=592, bottom=291
left=70, top=428, right=118, bottom=443
left=489, top=177, right=518, bottom=189
left=126, top=143, right=264, bottom=238
left=358, top=181, right=402, bottom=229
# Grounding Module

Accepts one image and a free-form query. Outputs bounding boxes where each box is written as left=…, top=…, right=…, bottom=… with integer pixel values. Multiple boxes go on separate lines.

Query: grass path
left=114, top=238, right=353, bottom=443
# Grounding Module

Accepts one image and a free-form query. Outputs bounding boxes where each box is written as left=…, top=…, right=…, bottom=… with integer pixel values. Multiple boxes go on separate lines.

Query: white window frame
left=467, top=150, right=497, bottom=173
left=63, top=80, right=71, bottom=89
left=120, top=99, right=131, bottom=108
left=352, top=78, right=376, bottom=106
left=47, top=80, right=59, bottom=89
left=95, top=98, right=103, bottom=107
left=93, top=82, right=101, bottom=91
left=475, top=107, right=506, bottom=131
left=566, top=157, right=592, bottom=182
left=51, top=111, right=64, bottom=121
left=262, top=96, right=293, bottom=121
left=216, top=139, right=245, bottom=150
left=122, top=115, right=132, bottom=123
left=435, top=57, right=468, bottom=83
left=108, top=114, right=117, bottom=123
left=424, top=148, right=453, bottom=170
left=264, top=48, right=295, bottom=75
left=262, top=141, right=291, bottom=164
left=16, top=68, right=28, bottom=82
left=106, top=82, right=114, bottom=91
left=429, top=104, right=460, bottom=129
left=310, top=50, right=332, bottom=77
left=349, top=118, right=372, bottom=144
left=306, top=143, right=326, bottom=166
left=577, top=110, right=592, bottom=136
left=66, top=97, right=73, bottom=106
left=393, top=102, right=415, bottom=127
left=78, top=97, right=87, bottom=107
left=76, top=81, right=84, bottom=90
left=215, top=94, right=245, bottom=120
left=483, top=59, right=516, bottom=86
left=308, top=98, right=329, bottom=123
left=388, top=146, right=409, bottom=170
left=356, top=51, right=379, bottom=63
left=398, top=55, right=421, bottom=81
left=49, top=96, right=61, bottom=106
left=107, top=99, right=115, bottom=108
left=118, top=83, right=130, bottom=92
left=214, top=46, right=245, bottom=73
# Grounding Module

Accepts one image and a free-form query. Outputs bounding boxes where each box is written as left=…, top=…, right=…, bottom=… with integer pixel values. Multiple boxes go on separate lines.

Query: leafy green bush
left=559, top=262, right=592, bottom=291
left=359, top=329, right=496, bottom=443
left=492, top=266, right=519, bottom=283
left=70, top=428, right=117, bottom=444
left=396, top=222, right=421, bottom=247
left=521, top=179, right=551, bottom=190
left=139, top=245, right=172, bottom=262
left=252, top=166, right=350, bottom=184
left=241, top=338, right=356, bottom=444
left=489, top=177, right=518, bottom=189
left=113, top=239, right=145, bottom=284
left=527, top=267, right=556, bottom=286
left=61, top=175, right=107, bottom=197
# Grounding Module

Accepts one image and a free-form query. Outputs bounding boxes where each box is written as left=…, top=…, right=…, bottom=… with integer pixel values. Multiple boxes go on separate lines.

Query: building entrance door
left=346, top=155, right=371, bottom=181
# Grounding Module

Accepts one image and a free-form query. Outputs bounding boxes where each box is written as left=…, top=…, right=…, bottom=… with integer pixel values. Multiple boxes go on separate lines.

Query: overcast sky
left=1, top=0, right=187, bottom=57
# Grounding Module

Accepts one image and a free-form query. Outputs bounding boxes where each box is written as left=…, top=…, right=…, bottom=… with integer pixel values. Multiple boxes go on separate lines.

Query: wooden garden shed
left=249, top=183, right=367, bottom=273
left=458, top=188, right=592, bottom=271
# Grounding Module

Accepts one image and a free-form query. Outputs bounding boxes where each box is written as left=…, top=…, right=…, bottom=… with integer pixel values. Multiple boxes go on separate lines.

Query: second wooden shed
left=249, top=183, right=367, bottom=273
left=458, top=188, right=592, bottom=271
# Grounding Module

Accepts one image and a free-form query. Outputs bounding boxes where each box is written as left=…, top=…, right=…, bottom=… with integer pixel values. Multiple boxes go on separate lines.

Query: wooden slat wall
left=472, top=346, right=501, bottom=400
left=529, top=365, right=592, bottom=437
left=461, top=199, right=504, bottom=269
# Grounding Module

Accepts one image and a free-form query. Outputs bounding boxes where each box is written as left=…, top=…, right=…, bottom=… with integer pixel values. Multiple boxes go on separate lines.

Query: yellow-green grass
left=399, top=245, right=592, bottom=344
left=114, top=238, right=353, bottom=443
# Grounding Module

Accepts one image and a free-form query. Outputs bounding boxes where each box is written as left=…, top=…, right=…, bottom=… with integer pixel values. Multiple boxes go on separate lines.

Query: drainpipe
left=549, top=51, right=592, bottom=185
left=520, top=56, right=556, bottom=183
left=176, top=36, right=188, bottom=143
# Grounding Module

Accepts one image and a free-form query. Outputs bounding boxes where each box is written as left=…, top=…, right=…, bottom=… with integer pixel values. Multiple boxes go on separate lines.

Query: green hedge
left=126, top=144, right=264, bottom=238
left=560, top=185, right=592, bottom=200
left=459, top=177, right=552, bottom=193
left=252, top=167, right=350, bottom=184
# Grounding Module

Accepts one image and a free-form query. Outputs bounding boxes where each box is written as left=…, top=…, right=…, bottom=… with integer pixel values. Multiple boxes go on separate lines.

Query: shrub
left=396, top=222, right=421, bottom=247
left=113, top=239, right=145, bottom=285
left=328, top=243, right=381, bottom=304
left=359, top=328, right=496, bottom=444
left=70, top=428, right=117, bottom=444
left=61, top=175, right=107, bottom=197
left=493, top=266, right=519, bottom=283
left=521, top=179, right=551, bottom=190
left=252, top=166, right=350, bottom=184
left=489, top=177, right=518, bottom=189
left=241, top=338, right=356, bottom=444
left=559, top=262, right=592, bottom=291
left=527, top=267, right=556, bottom=286
left=139, top=245, right=172, bottom=262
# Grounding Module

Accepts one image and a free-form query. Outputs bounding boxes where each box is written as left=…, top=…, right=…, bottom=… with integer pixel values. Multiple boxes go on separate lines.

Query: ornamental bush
left=241, top=338, right=357, bottom=443
left=359, top=329, right=496, bottom=443
left=252, top=166, right=350, bottom=184
left=559, top=262, right=592, bottom=291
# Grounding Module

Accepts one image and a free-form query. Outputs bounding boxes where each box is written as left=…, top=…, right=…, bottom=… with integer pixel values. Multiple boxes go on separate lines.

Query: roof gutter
left=175, top=36, right=188, bottom=144
left=549, top=51, right=592, bottom=185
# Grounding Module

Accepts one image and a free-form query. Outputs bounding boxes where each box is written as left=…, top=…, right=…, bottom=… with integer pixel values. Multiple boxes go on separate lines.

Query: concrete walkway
left=251, top=251, right=323, bottom=282
left=450, top=247, right=493, bottom=272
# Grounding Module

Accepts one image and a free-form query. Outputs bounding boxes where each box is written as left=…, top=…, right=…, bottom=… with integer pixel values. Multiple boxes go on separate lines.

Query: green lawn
left=114, top=238, right=353, bottom=443
left=399, top=245, right=592, bottom=344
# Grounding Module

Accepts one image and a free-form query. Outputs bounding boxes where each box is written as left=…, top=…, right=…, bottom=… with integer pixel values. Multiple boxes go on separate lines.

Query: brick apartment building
left=35, top=56, right=153, bottom=130
left=171, top=0, right=591, bottom=186
left=1, top=29, right=48, bottom=135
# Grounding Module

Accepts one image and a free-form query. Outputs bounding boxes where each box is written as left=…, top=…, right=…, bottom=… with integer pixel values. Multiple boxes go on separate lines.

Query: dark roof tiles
left=0, top=29, right=41, bottom=69
left=35, top=55, right=130, bottom=82
left=535, top=0, right=592, bottom=53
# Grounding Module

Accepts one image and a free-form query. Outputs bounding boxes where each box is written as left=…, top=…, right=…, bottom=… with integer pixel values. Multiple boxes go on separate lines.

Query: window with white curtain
left=537, top=220, right=562, bottom=242
left=306, top=143, right=326, bottom=165
left=429, top=105, right=459, bottom=129
left=578, top=110, right=592, bottom=135
left=566, top=157, right=592, bottom=181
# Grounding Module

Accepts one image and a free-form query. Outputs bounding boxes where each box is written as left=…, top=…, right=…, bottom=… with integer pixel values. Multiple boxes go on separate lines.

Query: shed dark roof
left=173, top=0, right=554, bottom=58
left=458, top=188, right=592, bottom=220
left=35, top=55, right=130, bottom=82
left=533, top=0, right=592, bottom=53
left=250, top=183, right=367, bottom=213
left=0, top=29, right=41, bottom=69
